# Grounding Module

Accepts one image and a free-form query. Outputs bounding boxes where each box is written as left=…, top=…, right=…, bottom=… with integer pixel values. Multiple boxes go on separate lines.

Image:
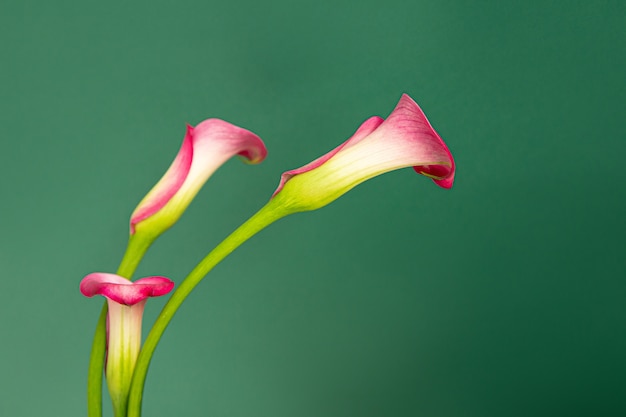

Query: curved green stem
left=87, top=233, right=155, bottom=417
left=126, top=198, right=291, bottom=417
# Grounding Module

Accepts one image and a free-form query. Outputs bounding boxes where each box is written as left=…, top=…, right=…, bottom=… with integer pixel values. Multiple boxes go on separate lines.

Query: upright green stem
left=87, top=306, right=108, bottom=417
left=127, top=198, right=291, bottom=417
left=87, top=233, right=156, bottom=417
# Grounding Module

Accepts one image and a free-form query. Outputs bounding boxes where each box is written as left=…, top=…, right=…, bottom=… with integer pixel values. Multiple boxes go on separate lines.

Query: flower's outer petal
left=130, top=119, right=267, bottom=235
left=175, top=119, right=267, bottom=201
left=269, top=94, right=455, bottom=212
left=130, top=132, right=193, bottom=233
left=193, top=118, right=267, bottom=165
left=388, top=94, right=455, bottom=188
left=272, top=116, right=384, bottom=197
left=80, top=273, right=174, bottom=306
left=274, top=94, right=455, bottom=199
left=329, top=93, right=454, bottom=188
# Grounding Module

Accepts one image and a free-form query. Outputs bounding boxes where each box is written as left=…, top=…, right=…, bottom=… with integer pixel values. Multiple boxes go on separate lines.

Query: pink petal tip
left=80, top=273, right=175, bottom=305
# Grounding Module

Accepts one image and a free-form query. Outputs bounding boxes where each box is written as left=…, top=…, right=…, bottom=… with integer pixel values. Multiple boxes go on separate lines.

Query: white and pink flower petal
left=130, top=118, right=267, bottom=235
left=271, top=94, right=455, bottom=211
left=80, top=273, right=174, bottom=305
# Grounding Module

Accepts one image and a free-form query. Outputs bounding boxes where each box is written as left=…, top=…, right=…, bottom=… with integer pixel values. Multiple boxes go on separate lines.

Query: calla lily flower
left=80, top=273, right=174, bottom=416
left=271, top=94, right=455, bottom=212
left=130, top=119, right=267, bottom=237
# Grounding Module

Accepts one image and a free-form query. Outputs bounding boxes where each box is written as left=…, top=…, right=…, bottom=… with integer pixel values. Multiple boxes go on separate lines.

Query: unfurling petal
left=80, top=273, right=174, bottom=305
left=130, top=119, right=267, bottom=236
left=271, top=94, right=455, bottom=212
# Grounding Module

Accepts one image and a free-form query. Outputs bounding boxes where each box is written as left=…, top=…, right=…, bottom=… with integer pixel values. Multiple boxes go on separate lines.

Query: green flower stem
left=87, top=233, right=156, bottom=417
left=127, top=197, right=292, bottom=417
left=86, top=306, right=108, bottom=417
left=117, top=233, right=157, bottom=278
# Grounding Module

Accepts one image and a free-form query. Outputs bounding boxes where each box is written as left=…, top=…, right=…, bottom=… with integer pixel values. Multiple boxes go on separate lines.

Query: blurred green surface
left=1, top=0, right=624, bottom=416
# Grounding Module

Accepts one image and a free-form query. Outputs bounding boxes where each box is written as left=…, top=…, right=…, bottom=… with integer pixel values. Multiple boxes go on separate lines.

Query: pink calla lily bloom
left=80, top=273, right=174, bottom=415
left=271, top=94, right=455, bottom=211
left=130, top=119, right=267, bottom=236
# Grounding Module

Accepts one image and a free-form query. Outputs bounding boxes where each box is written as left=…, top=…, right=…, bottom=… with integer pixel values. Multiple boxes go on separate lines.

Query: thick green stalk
left=87, top=233, right=155, bottom=417
left=126, top=198, right=291, bottom=417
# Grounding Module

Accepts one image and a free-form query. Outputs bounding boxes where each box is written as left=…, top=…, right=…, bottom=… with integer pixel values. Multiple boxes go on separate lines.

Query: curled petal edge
left=80, top=273, right=174, bottom=306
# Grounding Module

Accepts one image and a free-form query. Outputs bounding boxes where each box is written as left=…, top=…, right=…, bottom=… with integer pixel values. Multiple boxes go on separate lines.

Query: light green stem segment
left=87, top=232, right=156, bottom=417
left=126, top=197, right=292, bottom=417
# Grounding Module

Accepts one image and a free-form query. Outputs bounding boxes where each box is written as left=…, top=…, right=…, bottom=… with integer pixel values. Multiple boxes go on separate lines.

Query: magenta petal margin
left=273, top=116, right=385, bottom=196
left=130, top=119, right=267, bottom=234
left=80, top=273, right=174, bottom=305
left=129, top=131, right=194, bottom=233
left=272, top=94, right=455, bottom=199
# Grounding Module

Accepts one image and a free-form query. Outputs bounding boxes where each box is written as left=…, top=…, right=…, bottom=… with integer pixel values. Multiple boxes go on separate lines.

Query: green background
left=1, top=0, right=624, bottom=416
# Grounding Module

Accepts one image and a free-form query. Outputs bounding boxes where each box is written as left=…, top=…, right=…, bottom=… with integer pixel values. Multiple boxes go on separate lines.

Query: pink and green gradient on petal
left=271, top=94, right=455, bottom=212
left=130, top=119, right=267, bottom=237
left=80, top=273, right=174, bottom=416
left=80, top=273, right=174, bottom=305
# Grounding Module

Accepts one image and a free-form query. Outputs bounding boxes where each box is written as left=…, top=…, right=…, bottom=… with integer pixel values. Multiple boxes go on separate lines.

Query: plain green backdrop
left=1, top=0, right=624, bottom=416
